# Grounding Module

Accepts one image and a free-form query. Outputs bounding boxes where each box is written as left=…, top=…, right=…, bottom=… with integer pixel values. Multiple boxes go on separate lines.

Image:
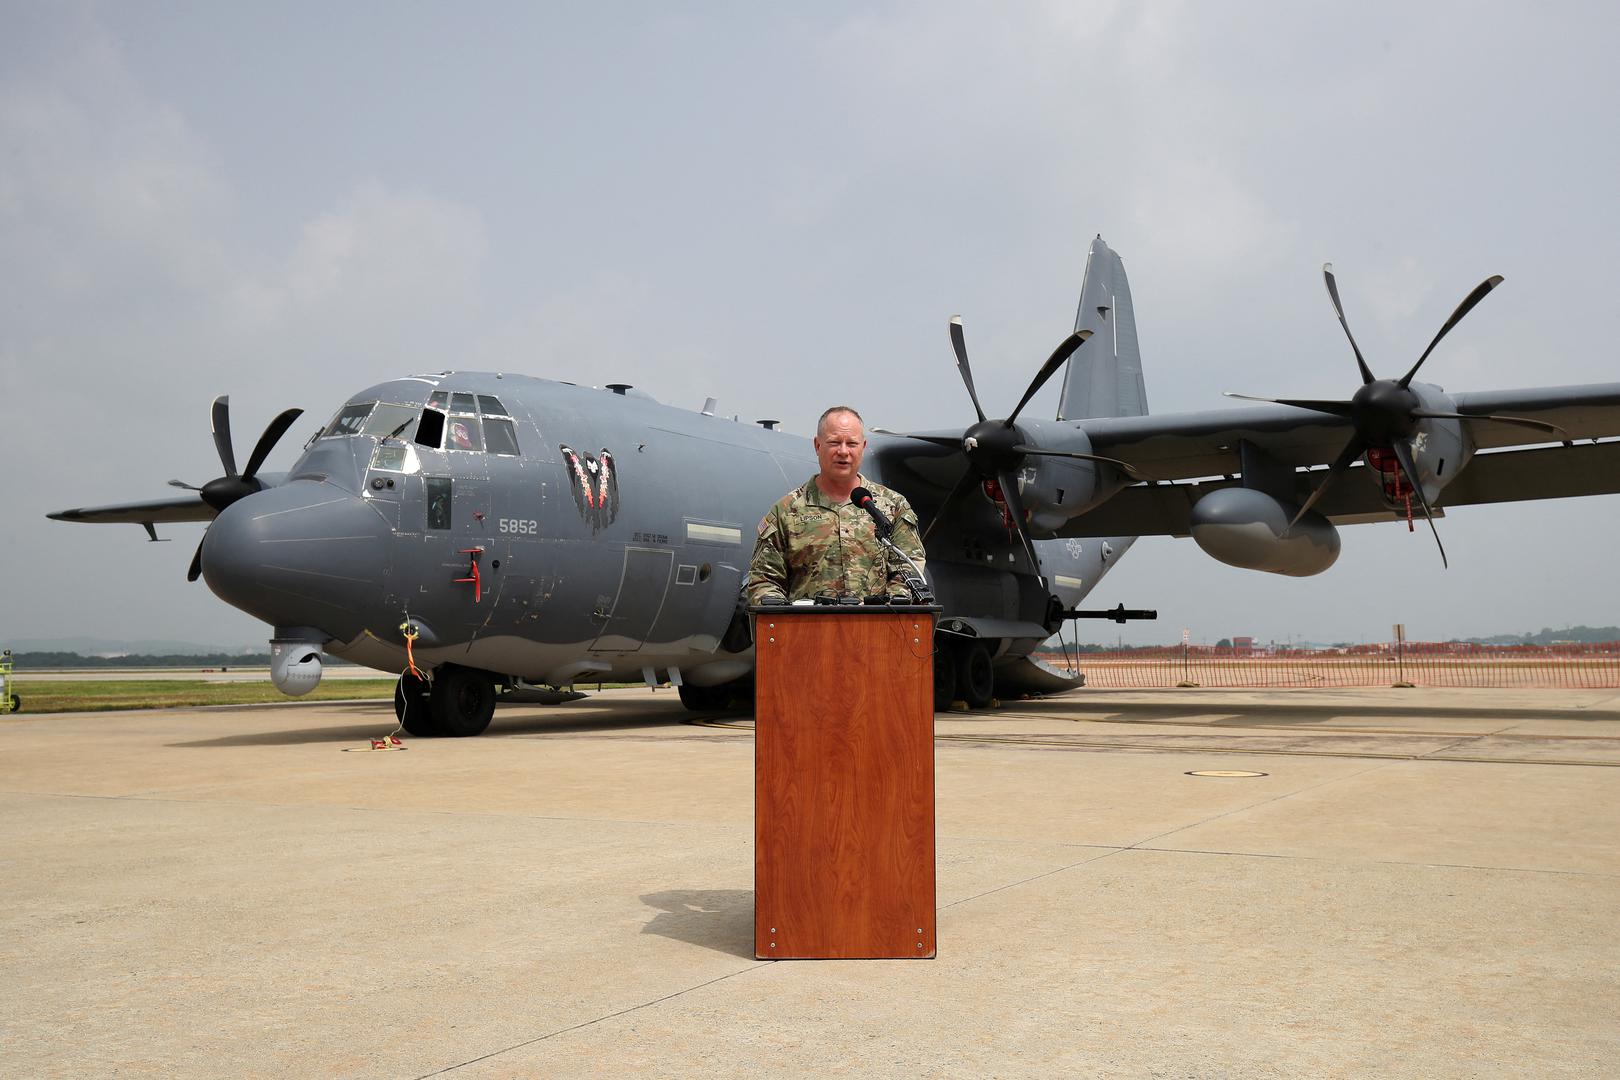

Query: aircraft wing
left=1076, top=383, right=1620, bottom=483
left=1057, top=440, right=1620, bottom=538
left=48, top=495, right=214, bottom=525
left=49, top=471, right=295, bottom=526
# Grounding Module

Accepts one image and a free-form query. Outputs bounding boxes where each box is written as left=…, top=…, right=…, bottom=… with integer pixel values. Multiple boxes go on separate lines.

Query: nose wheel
left=395, top=665, right=498, bottom=737
left=429, top=664, right=496, bottom=737
left=394, top=671, right=436, bottom=736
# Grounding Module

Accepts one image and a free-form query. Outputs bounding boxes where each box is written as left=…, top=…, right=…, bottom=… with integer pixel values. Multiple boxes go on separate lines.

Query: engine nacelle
left=270, top=639, right=324, bottom=696
left=1190, top=488, right=1340, bottom=577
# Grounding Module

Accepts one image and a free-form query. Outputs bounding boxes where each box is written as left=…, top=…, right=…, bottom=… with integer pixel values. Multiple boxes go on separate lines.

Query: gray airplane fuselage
left=200, top=372, right=1121, bottom=689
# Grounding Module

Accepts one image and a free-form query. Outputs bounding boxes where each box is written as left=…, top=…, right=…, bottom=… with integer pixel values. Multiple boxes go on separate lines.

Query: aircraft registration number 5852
left=499, top=518, right=539, bottom=535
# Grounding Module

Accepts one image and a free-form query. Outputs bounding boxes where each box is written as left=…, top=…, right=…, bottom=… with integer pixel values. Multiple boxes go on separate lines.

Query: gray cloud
left=4, top=2, right=1617, bottom=649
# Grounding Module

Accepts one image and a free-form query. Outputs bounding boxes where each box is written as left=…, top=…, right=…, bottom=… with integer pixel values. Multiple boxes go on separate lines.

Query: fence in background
left=1040, top=642, right=1620, bottom=689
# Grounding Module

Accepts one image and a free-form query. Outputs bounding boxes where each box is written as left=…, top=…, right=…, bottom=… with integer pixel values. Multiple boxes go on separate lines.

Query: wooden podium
left=753, top=604, right=938, bottom=959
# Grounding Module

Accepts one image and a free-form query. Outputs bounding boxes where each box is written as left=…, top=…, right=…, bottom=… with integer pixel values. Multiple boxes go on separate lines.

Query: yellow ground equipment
left=1, top=650, right=19, bottom=713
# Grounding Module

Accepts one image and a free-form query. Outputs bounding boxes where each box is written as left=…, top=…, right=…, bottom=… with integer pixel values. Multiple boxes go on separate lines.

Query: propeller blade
left=241, top=408, right=305, bottom=479
left=948, top=317, right=988, bottom=424
left=1323, top=264, right=1376, bottom=386
left=1398, top=275, right=1504, bottom=388
left=995, top=468, right=1044, bottom=579
left=1005, top=329, right=1092, bottom=427
left=187, top=534, right=205, bottom=582
left=1289, top=436, right=1366, bottom=527
left=1390, top=438, right=1448, bottom=568
left=210, top=395, right=238, bottom=477
left=1224, top=392, right=1356, bottom=418
left=870, top=429, right=962, bottom=448
left=1410, top=408, right=1565, bottom=439
left=920, top=466, right=980, bottom=547
left=167, top=479, right=201, bottom=491
left=1011, top=445, right=1152, bottom=482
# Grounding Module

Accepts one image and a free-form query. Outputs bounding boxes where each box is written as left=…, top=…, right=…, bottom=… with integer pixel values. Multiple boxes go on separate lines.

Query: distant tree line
left=7, top=651, right=354, bottom=669
left=1459, top=626, right=1620, bottom=646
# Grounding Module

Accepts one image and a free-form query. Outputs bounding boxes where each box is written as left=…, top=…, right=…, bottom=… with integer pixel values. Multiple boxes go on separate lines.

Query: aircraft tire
left=395, top=673, right=437, bottom=737
left=957, top=643, right=995, bottom=710
left=678, top=682, right=733, bottom=711
left=429, top=665, right=496, bottom=737
left=932, top=646, right=957, bottom=712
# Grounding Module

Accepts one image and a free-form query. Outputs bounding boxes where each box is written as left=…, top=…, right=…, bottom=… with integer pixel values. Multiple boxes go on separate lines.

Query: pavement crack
left=412, top=964, right=765, bottom=1077
left=939, top=846, right=1129, bottom=911
left=1127, top=760, right=1395, bottom=849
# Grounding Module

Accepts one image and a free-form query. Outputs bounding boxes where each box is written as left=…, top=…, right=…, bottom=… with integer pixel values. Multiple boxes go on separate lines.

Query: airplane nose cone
left=201, top=480, right=392, bottom=639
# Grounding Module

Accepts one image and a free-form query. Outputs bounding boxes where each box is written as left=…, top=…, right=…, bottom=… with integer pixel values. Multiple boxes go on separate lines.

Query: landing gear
left=957, top=642, right=995, bottom=710
left=933, top=639, right=996, bottom=711
left=932, top=647, right=957, bottom=712
left=678, top=682, right=739, bottom=711
left=394, top=671, right=436, bottom=737
left=428, top=664, right=496, bottom=737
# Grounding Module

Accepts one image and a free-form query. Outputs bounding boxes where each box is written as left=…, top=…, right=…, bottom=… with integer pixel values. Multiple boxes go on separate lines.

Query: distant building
left=1232, top=636, right=1255, bottom=654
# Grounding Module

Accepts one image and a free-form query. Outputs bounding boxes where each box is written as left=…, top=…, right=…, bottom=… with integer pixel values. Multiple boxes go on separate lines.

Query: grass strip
left=5, top=679, right=398, bottom=714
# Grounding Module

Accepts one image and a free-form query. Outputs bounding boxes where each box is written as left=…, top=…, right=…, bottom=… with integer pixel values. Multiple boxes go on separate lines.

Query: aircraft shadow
left=1001, top=695, right=1600, bottom=725
left=169, top=707, right=693, bottom=748
left=639, top=888, right=756, bottom=960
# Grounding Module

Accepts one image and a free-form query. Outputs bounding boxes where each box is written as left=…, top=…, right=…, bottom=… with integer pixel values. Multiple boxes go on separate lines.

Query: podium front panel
left=754, top=608, right=936, bottom=959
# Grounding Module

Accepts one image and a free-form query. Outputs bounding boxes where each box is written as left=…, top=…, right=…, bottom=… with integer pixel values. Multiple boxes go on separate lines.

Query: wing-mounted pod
left=1189, top=488, right=1340, bottom=577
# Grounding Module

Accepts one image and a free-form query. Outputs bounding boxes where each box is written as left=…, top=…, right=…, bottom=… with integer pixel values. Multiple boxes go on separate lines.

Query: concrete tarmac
left=3, top=687, right=1618, bottom=1078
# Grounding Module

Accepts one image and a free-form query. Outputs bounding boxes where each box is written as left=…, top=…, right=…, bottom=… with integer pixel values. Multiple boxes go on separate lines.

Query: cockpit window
left=415, top=409, right=446, bottom=449
left=484, top=417, right=520, bottom=455
left=323, top=402, right=374, bottom=438
left=410, top=392, right=517, bottom=454
left=362, top=403, right=421, bottom=440
left=446, top=415, right=483, bottom=451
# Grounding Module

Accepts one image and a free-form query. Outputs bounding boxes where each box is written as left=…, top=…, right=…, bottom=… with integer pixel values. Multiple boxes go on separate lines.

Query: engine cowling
left=1190, top=488, right=1340, bottom=577
left=270, top=639, right=324, bottom=696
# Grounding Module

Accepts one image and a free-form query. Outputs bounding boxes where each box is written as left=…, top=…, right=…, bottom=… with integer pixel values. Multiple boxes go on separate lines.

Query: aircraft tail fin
left=1057, top=236, right=1149, bottom=420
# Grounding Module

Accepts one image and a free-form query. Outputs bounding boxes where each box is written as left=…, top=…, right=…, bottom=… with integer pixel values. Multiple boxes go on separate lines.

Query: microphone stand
left=872, top=522, right=935, bottom=605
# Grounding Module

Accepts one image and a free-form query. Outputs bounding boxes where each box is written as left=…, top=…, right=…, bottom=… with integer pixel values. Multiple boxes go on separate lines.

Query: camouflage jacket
left=746, top=475, right=926, bottom=603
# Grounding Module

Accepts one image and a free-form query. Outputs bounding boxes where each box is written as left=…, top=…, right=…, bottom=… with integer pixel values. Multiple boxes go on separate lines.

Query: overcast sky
left=3, top=1, right=1617, bottom=650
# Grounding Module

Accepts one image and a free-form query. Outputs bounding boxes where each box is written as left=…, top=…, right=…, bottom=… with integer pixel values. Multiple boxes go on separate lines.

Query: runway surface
left=3, top=687, right=1618, bottom=1078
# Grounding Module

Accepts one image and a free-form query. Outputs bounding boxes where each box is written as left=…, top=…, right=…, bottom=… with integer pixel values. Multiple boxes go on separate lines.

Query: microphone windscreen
left=849, top=486, right=872, bottom=507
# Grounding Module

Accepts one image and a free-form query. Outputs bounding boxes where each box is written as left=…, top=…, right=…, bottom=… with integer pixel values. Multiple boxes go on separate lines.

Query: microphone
left=848, top=486, right=892, bottom=539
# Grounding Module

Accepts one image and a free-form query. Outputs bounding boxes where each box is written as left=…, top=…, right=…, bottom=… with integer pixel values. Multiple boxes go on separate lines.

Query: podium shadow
left=640, top=888, right=756, bottom=960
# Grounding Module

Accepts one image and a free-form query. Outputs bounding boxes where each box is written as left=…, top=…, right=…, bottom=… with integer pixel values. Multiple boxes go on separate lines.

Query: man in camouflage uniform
left=748, top=405, right=927, bottom=604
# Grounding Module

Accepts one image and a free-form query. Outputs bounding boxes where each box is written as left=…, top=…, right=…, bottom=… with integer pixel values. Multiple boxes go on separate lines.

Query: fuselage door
left=589, top=546, right=674, bottom=653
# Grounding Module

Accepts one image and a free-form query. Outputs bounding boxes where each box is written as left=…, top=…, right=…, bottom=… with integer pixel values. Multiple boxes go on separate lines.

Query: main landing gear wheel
left=957, top=642, right=995, bottom=710
left=429, top=665, right=496, bottom=737
left=395, top=671, right=436, bottom=737
left=678, top=682, right=735, bottom=711
left=932, top=646, right=958, bottom=712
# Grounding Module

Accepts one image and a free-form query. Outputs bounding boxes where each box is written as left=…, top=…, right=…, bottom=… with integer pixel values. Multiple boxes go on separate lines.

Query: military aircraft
left=50, top=237, right=1620, bottom=735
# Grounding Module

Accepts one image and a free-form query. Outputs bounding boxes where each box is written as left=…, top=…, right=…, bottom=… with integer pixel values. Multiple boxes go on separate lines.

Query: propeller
left=1225, top=264, right=1560, bottom=568
left=881, top=319, right=1092, bottom=577
left=172, top=396, right=304, bottom=581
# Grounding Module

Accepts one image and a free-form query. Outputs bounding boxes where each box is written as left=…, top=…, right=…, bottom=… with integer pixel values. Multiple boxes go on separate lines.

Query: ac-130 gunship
left=51, top=237, right=1620, bottom=735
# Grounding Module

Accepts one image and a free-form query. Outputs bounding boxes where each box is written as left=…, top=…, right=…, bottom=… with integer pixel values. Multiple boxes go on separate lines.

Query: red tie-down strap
left=456, top=547, right=485, bottom=602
